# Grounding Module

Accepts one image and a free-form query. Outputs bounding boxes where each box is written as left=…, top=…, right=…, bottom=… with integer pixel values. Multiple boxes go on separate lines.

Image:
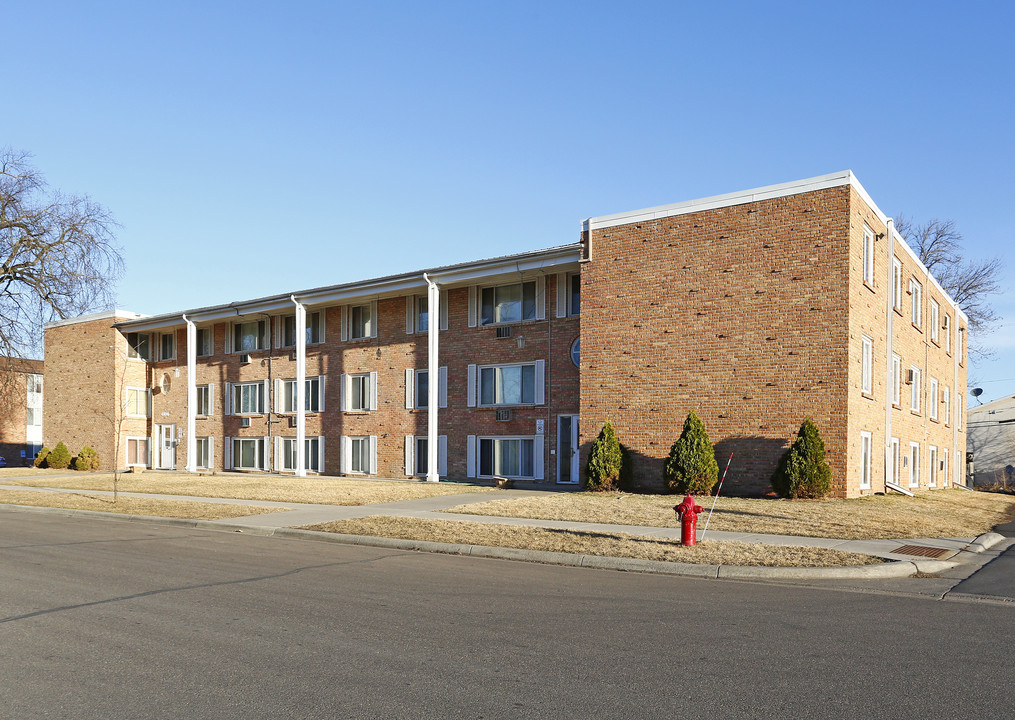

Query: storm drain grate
left=891, top=544, right=951, bottom=558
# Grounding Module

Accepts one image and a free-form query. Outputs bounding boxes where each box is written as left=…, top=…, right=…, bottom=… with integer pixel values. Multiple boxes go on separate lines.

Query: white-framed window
left=929, top=377, right=939, bottom=420
left=942, top=448, right=949, bottom=487
left=892, top=354, right=902, bottom=406
left=196, top=327, right=213, bottom=357
left=479, top=437, right=535, bottom=478
left=892, top=258, right=903, bottom=311
left=890, top=437, right=900, bottom=485
left=861, top=335, right=873, bottom=395
left=196, top=384, right=213, bottom=416
left=348, top=303, right=376, bottom=340
left=909, top=442, right=920, bottom=488
left=415, top=295, right=429, bottom=333
left=568, top=273, right=580, bottom=316
left=126, top=387, right=151, bottom=417
left=909, top=278, right=922, bottom=328
left=281, top=312, right=324, bottom=347
left=126, top=437, right=149, bottom=467
left=278, top=377, right=324, bottom=413
left=232, top=437, right=265, bottom=471
left=232, top=382, right=265, bottom=415
left=341, top=435, right=377, bottom=475
left=26, top=407, right=42, bottom=427
left=943, top=314, right=951, bottom=353
left=479, top=363, right=538, bottom=406
left=928, top=446, right=938, bottom=487
left=196, top=437, right=213, bottom=469
left=405, top=367, right=448, bottom=410
left=481, top=281, right=537, bottom=325
left=280, top=436, right=323, bottom=473
left=27, top=373, right=42, bottom=394
left=860, top=431, right=872, bottom=489
left=232, top=320, right=267, bottom=352
left=929, top=299, right=940, bottom=343
left=340, top=372, right=377, bottom=412
left=943, top=385, right=951, bottom=425
left=862, top=225, right=875, bottom=287
left=406, top=435, right=448, bottom=477
left=158, top=332, right=176, bottom=361
left=126, top=332, right=151, bottom=360
left=909, top=366, right=922, bottom=413
left=406, top=294, right=448, bottom=334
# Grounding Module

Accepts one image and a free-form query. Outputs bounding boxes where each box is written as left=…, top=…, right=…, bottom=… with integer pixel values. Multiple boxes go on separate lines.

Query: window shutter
left=339, top=373, right=348, bottom=411
left=466, top=435, right=476, bottom=478
left=261, top=380, right=269, bottom=414
left=439, top=292, right=449, bottom=331
left=209, top=383, right=215, bottom=417
left=152, top=433, right=159, bottom=469
left=262, top=437, right=270, bottom=471
left=224, top=382, right=232, bottom=415
left=467, top=286, right=477, bottom=328
left=406, top=296, right=414, bottom=334
left=467, top=364, right=477, bottom=407
left=438, top=366, right=448, bottom=409
left=405, top=435, right=414, bottom=476
left=556, top=272, right=567, bottom=318
left=318, top=375, right=326, bottom=412
left=369, top=436, right=378, bottom=474
left=209, top=437, right=215, bottom=470
left=318, top=436, right=325, bottom=473
left=438, top=435, right=447, bottom=476
left=370, top=301, right=378, bottom=338
left=273, top=436, right=281, bottom=472
left=535, top=276, right=546, bottom=320
left=224, top=436, right=231, bottom=469
left=340, top=436, right=349, bottom=474
left=340, top=306, right=350, bottom=342
left=534, top=359, right=546, bottom=405
left=369, top=371, right=378, bottom=410
left=533, top=434, right=544, bottom=480
left=405, top=368, right=415, bottom=409
left=274, top=378, right=282, bottom=413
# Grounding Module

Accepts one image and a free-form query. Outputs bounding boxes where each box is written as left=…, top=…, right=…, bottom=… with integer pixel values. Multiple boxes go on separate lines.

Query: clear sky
left=6, top=1, right=1013, bottom=402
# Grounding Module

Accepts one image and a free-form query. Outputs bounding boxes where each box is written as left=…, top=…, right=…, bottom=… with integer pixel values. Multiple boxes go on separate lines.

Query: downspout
left=291, top=296, right=307, bottom=477
left=955, top=326, right=964, bottom=486
left=260, top=313, right=276, bottom=473
left=422, top=273, right=440, bottom=482
left=883, top=218, right=895, bottom=492
left=183, top=314, right=197, bottom=473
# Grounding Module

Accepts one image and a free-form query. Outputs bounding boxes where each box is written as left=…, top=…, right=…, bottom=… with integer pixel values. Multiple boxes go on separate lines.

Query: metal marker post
left=701, top=453, right=733, bottom=541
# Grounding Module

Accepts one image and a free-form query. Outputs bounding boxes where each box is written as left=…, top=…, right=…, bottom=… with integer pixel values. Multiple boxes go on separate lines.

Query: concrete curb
left=1, top=502, right=933, bottom=580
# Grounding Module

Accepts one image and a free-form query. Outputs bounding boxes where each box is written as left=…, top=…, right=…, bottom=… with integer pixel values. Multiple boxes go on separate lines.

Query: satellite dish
left=971, top=388, right=983, bottom=397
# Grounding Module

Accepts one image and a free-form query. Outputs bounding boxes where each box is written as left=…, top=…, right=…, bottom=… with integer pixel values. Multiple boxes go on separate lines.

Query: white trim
left=466, top=435, right=476, bottom=478
left=555, top=272, right=567, bottom=318
left=466, top=364, right=477, bottom=407
left=859, top=431, right=872, bottom=490
left=44, top=309, right=147, bottom=329
left=369, top=371, right=378, bottom=411
left=909, top=442, right=920, bottom=488
left=405, top=435, right=414, bottom=476
left=405, top=368, right=415, bottom=409
left=125, top=436, right=150, bottom=467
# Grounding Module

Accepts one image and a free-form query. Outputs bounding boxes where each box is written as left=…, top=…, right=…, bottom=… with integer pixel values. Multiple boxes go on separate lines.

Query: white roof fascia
left=44, top=309, right=148, bottom=330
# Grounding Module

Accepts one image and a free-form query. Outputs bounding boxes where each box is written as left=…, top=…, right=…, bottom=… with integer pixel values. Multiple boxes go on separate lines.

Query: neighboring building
left=968, top=395, right=1015, bottom=487
left=0, top=358, right=44, bottom=465
left=43, top=171, right=967, bottom=497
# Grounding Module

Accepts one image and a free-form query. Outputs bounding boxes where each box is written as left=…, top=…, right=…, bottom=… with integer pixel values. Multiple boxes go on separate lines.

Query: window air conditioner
left=240, top=354, right=252, bottom=364
left=496, top=409, right=511, bottom=421
left=288, top=416, right=298, bottom=428
left=241, top=417, right=251, bottom=427
left=495, top=326, right=513, bottom=339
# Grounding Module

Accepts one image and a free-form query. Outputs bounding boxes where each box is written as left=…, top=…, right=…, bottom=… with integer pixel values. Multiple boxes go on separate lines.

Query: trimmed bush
left=34, top=446, right=51, bottom=468
left=664, top=411, right=718, bottom=494
left=585, top=422, right=623, bottom=491
left=73, top=446, right=100, bottom=471
left=771, top=419, right=832, bottom=499
left=47, top=442, right=72, bottom=470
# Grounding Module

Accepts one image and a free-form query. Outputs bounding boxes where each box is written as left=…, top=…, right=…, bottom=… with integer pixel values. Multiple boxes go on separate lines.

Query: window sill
left=478, top=403, right=539, bottom=409
left=861, top=391, right=874, bottom=400
left=863, top=281, right=876, bottom=293
left=912, top=323, right=923, bottom=333
left=343, top=410, right=372, bottom=415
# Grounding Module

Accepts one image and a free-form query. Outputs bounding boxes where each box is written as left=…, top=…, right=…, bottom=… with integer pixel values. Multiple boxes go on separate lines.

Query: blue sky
left=6, top=1, right=1013, bottom=402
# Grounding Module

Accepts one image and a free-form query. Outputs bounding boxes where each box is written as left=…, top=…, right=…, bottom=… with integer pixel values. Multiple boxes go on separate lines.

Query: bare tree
left=1, top=148, right=124, bottom=363
left=895, top=216, right=1003, bottom=343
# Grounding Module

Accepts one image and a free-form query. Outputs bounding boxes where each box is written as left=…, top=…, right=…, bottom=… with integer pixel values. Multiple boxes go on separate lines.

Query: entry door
left=557, top=415, right=579, bottom=484
left=158, top=425, right=176, bottom=470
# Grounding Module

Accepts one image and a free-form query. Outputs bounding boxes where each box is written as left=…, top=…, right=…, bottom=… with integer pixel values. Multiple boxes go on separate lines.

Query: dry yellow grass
left=0, top=489, right=290, bottom=520
left=0, top=469, right=491, bottom=505
left=304, top=516, right=881, bottom=567
left=446, top=489, right=1015, bottom=540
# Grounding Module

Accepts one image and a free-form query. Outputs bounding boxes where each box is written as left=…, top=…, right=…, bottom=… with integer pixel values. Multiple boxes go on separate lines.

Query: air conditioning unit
left=496, top=409, right=511, bottom=421
left=495, top=326, right=513, bottom=339
left=240, top=354, right=252, bottom=364
left=241, top=417, right=251, bottom=427
left=906, top=369, right=916, bottom=384
left=289, top=350, right=298, bottom=361
left=288, top=416, right=298, bottom=428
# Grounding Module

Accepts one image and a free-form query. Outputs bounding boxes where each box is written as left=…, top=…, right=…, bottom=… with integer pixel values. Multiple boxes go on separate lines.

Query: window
left=342, top=372, right=376, bottom=411
left=909, top=279, right=922, bottom=328
left=26, top=408, right=42, bottom=427
left=909, top=442, right=920, bottom=488
left=862, top=225, right=875, bottom=286
left=861, top=335, right=873, bottom=395
left=860, top=431, right=872, bottom=489
left=196, top=328, right=213, bottom=357
left=414, top=436, right=429, bottom=475
left=347, top=436, right=373, bottom=474
left=928, top=446, right=938, bottom=487
left=126, top=437, right=148, bottom=467
left=282, top=312, right=324, bottom=347
left=929, top=377, right=939, bottom=420
left=480, top=364, right=536, bottom=406
left=910, top=366, right=921, bottom=413
left=159, top=332, right=175, bottom=361
left=405, top=367, right=446, bottom=410
left=930, top=299, right=940, bottom=343
left=892, top=354, right=901, bottom=406
left=479, top=437, right=535, bottom=478
left=126, top=387, right=151, bottom=417
left=280, top=377, right=322, bottom=413
left=232, top=382, right=264, bottom=415
left=27, top=374, right=42, bottom=394
left=281, top=437, right=321, bottom=472
left=943, top=385, right=951, bottom=425
left=232, top=438, right=264, bottom=470
left=415, top=369, right=429, bottom=409
left=232, top=320, right=267, bottom=352
left=126, top=332, right=151, bottom=360
left=892, top=258, right=903, bottom=311
left=196, top=385, right=212, bottom=416
left=569, top=274, right=580, bottom=316
left=196, top=437, right=212, bottom=469
left=943, top=314, right=951, bottom=353
left=409, top=435, right=448, bottom=477
left=351, top=303, right=374, bottom=340
left=957, top=326, right=964, bottom=364
left=416, top=296, right=429, bottom=333
left=481, top=281, right=536, bottom=325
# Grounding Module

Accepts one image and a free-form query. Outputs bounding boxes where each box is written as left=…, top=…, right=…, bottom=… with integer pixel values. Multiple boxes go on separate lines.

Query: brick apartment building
left=43, top=171, right=967, bottom=497
left=0, top=358, right=44, bottom=466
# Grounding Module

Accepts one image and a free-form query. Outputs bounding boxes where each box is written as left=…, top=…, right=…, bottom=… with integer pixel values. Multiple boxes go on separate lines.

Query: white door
left=557, top=415, right=579, bottom=484
left=158, top=424, right=176, bottom=470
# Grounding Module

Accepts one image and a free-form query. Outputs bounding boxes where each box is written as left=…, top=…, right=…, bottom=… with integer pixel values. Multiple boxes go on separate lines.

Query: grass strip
left=0, top=489, right=290, bottom=520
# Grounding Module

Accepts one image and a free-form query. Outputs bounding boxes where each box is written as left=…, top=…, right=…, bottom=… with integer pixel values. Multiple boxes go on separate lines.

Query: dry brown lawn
left=304, top=516, right=881, bottom=567
left=0, top=488, right=290, bottom=520
left=445, top=489, right=1015, bottom=540
left=0, top=468, right=491, bottom=505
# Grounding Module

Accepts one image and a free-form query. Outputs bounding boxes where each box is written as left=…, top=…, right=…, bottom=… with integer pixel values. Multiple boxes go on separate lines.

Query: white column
left=883, top=219, right=895, bottom=491
left=423, top=274, right=440, bottom=482
left=292, top=296, right=307, bottom=477
left=183, top=315, right=197, bottom=473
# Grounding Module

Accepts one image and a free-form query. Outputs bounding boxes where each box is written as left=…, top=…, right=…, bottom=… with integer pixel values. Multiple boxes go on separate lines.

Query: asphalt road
left=2, top=509, right=1013, bottom=720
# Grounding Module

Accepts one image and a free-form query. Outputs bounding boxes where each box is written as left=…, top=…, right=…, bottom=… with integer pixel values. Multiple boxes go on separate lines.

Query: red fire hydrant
left=674, top=495, right=703, bottom=546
